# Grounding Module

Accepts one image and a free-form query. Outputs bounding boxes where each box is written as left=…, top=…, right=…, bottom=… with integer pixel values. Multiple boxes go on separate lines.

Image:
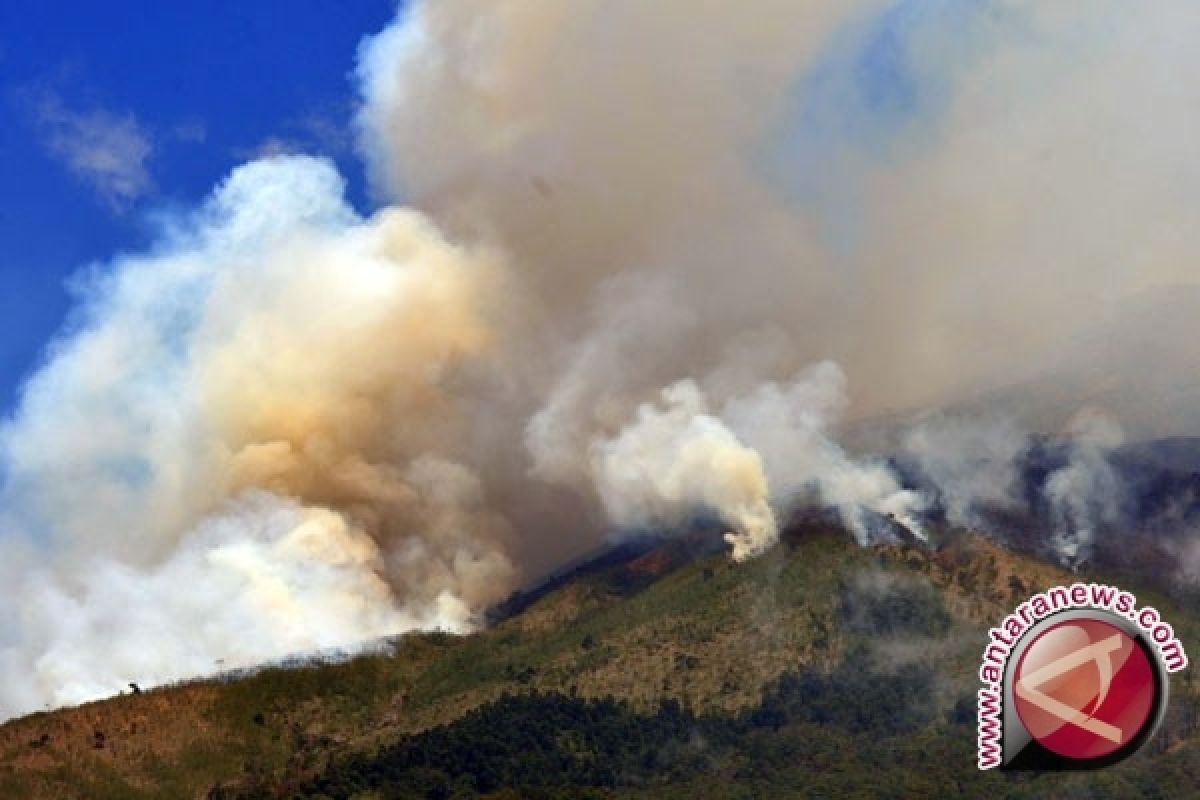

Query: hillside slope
left=2, top=525, right=1198, bottom=799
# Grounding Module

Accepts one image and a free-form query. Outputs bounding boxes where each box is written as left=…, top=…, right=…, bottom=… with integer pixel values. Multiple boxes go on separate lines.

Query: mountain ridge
left=2, top=523, right=1199, bottom=798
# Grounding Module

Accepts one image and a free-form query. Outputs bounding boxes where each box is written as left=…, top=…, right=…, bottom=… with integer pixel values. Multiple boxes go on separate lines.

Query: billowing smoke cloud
left=3, top=0, right=1200, bottom=717
left=589, top=381, right=778, bottom=562
left=720, top=362, right=927, bottom=544
left=586, top=361, right=930, bottom=560
left=356, top=0, right=1200, bottom=435
left=4, top=494, right=421, bottom=711
left=0, top=157, right=516, bottom=715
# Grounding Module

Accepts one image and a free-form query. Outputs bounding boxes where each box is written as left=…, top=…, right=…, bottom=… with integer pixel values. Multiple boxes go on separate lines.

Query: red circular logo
left=1013, top=618, right=1156, bottom=760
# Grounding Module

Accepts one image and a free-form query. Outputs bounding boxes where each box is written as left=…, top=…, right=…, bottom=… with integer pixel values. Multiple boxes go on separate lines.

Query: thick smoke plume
left=589, top=381, right=779, bottom=562
left=3, top=0, right=1200, bottom=717
left=588, top=362, right=928, bottom=560
left=0, top=159, right=517, bottom=714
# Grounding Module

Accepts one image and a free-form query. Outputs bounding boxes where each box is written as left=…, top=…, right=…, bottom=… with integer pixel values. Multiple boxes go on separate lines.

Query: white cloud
left=35, top=94, right=154, bottom=211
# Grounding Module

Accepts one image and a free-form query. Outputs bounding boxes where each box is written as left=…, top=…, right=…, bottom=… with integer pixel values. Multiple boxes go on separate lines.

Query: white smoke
left=589, top=381, right=777, bottom=562
left=899, top=408, right=1127, bottom=566
left=0, top=493, right=439, bottom=713
left=0, top=156, right=515, bottom=717
left=720, top=362, right=927, bottom=543
left=1044, top=409, right=1125, bottom=567
left=902, top=413, right=1028, bottom=529
left=589, top=363, right=926, bottom=556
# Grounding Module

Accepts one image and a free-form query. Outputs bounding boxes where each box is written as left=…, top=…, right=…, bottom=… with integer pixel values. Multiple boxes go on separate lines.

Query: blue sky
left=0, top=0, right=399, bottom=414
left=774, top=0, right=991, bottom=252
left=0, top=0, right=982, bottom=419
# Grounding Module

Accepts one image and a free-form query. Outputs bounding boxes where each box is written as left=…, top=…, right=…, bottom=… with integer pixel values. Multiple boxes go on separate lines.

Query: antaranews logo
left=977, top=583, right=1188, bottom=770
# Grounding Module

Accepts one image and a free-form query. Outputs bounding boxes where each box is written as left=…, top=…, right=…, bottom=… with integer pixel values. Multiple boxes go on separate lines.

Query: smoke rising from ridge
left=1043, top=409, right=1125, bottom=567
left=0, top=158, right=516, bottom=715
left=589, top=381, right=778, bottom=562
left=3, top=0, right=1200, bottom=717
